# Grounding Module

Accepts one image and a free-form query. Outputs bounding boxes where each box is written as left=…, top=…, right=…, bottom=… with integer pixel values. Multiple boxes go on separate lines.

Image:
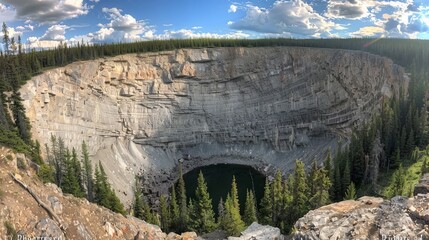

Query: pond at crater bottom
left=182, top=164, right=266, bottom=215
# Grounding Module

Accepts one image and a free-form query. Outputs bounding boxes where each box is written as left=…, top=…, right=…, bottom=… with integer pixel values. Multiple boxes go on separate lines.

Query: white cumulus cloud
left=228, top=4, right=238, bottom=13
left=0, top=0, right=89, bottom=24
left=229, top=0, right=343, bottom=37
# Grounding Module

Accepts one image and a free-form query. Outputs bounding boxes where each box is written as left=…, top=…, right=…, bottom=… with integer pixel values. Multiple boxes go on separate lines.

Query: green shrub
left=4, top=221, right=17, bottom=240
left=5, top=155, right=12, bottom=161
left=16, top=157, right=26, bottom=170
left=38, top=164, right=55, bottom=183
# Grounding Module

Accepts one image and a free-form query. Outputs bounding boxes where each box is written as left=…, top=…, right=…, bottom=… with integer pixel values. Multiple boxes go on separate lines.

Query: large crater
left=20, top=47, right=408, bottom=204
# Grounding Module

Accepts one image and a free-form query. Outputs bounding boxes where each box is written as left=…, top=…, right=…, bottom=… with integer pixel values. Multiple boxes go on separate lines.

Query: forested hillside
left=2, top=21, right=429, bottom=235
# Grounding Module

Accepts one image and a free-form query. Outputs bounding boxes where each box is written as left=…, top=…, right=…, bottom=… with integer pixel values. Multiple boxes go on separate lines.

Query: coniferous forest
left=2, top=20, right=429, bottom=235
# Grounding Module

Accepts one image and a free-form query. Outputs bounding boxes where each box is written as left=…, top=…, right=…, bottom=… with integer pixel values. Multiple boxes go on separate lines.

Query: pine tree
left=62, top=148, right=84, bottom=197
left=217, top=197, right=226, bottom=229
left=291, top=160, right=308, bottom=221
left=169, top=186, right=180, bottom=231
left=230, top=175, right=240, bottom=210
left=187, top=198, right=198, bottom=231
left=344, top=182, right=357, bottom=200
left=142, top=198, right=155, bottom=224
left=71, top=148, right=85, bottom=196
left=333, top=157, right=342, bottom=201
left=272, top=170, right=283, bottom=225
left=224, top=193, right=245, bottom=236
left=176, top=163, right=188, bottom=232
left=194, top=171, right=216, bottom=233
left=159, top=195, right=170, bottom=232
left=243, top=189, right=257, bottom=226
left=391, top=164, right=406, bottom=197
left=259, top=178, right=273, bottom=225
left=81, top=141, right=94, bottom=202
left=342, top=159, right=351, bottom=198
left=2, top=22, right=9, bottom=55
left=133, top=179, right=144, bottom=219
left=94, top=162, right=125, bottom=214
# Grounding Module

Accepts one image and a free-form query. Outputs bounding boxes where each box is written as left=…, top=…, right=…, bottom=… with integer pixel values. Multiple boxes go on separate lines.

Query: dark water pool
left=182, top=164, right=266, bottom=215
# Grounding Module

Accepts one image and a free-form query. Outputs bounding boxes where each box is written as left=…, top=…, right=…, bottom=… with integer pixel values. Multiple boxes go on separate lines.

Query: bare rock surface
left=228, top=222, right=284, bottom=240
left=19, top=47, right=408, bottom=204
left=293, top=195, right=429, bottom=240
left=414, top=173, right=429, bottom=195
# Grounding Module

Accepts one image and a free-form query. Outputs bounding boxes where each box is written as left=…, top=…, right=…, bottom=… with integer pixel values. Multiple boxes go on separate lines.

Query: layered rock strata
left=20, top=47, right=408, bottom=204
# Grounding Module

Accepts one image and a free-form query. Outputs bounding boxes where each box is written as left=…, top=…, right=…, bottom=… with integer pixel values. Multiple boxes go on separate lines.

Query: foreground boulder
left=414, top=173, right=429, bottom=195
left=294, top=195, right=429, bottom=240
left=228, top=222, right=284, bottom=240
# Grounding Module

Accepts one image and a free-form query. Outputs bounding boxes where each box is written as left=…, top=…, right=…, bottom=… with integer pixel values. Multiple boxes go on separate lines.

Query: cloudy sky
left=0, top=0, right=428, bottom=50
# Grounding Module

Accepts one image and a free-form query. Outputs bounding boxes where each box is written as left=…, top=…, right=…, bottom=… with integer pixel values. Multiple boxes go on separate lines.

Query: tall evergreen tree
left=81, top=141, right=94, bottom=201
left=169, top=186, right=180, bottom=231
left=159, top=195, right=170, bottom=232
left=272, top=170, right=283, bottom=225
left=133, top=179, right=144, bottom=219
left=291, top=160, right=308, bottom=221
left=94, top=162, right=125, bottom=214
left=223, top=193, right=245, bottom=236
left=2, top=22, right=9, bottom=55
left=217, top=197, right=226, bottom=229
left=194, top=171, right=217, bottom=233
left=259, top=178, right=273, bottom=225
left=342, top=159, right=351, bottom=198
left=176, top=163, right=188, bottom=232
left=243, top=189, right=258, bottom=226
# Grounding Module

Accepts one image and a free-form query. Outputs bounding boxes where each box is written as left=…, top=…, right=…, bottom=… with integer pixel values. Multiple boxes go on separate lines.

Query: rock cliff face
left=20, top=47, right=407, bottom=204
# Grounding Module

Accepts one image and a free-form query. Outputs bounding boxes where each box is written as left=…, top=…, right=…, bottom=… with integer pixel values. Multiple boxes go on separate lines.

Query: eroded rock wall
left=20, top=47, right=407, bottom=204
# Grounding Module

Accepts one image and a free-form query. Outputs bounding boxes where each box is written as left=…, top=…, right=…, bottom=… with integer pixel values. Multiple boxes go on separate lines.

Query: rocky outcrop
left=414, top=173, right=429, bottom=195
left=19, top=47, right=408, bottom=204
left=228, top=222, right=284, bottom=240
left=294, top=195, right=429, bottom=240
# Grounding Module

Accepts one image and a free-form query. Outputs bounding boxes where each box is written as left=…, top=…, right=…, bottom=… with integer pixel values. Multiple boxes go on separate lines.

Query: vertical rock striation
left=20, top=47, right=408, bottom=204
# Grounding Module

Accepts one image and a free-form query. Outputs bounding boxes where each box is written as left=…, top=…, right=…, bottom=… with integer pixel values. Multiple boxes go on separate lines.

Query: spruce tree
left=133, top=179, right=144, bottom=219
left=177, top=163, right=188, bottom=232
left=342, top=159, right=351, bottom=197
left=224, top=193, right=245, bottom=236
left=62, top=148, right=84, bottom=197
left=159, top=195, right=170, bottom=232
left=391, top=164, right=406, bottom=197
left=272, top=170, right=283, bottom=225
left=259, top=178, right=273, bottom=225
left=333, top=158, right=342, bottom=201
left=2, top=22, right=9, bottom=55
left=94, top=162, right=125, bottom=214
left=344, top=182, right=357, bottom=200
left=81, top=141, right=94, bottom=201
left=142, top=198, right=155, bottom=224
left=291, top=160, right=308, bottom=221
left=71, top=148, right=85, bottom=196
left=194, top=171, right=216, bottom=233
left=187, top=198, right=198, bottom=231
left=169, top=186, right=180, bottom=231
left=217, top=197, right=226, bottom=229
left=243, top=189, right=257, bottom=226
left=230, top=175, right=240, bottom=210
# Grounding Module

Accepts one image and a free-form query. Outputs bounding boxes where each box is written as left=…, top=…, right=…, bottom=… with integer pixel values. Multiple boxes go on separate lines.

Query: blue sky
left=0, top=0, right=428, bottom=50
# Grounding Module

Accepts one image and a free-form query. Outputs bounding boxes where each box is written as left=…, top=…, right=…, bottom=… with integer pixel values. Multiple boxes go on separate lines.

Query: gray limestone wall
left=19, top=47, right=408, bottom=205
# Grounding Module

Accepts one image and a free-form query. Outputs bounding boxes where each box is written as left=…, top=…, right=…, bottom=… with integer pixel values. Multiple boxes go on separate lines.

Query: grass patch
left=382, top=150, right=428, bottom=198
